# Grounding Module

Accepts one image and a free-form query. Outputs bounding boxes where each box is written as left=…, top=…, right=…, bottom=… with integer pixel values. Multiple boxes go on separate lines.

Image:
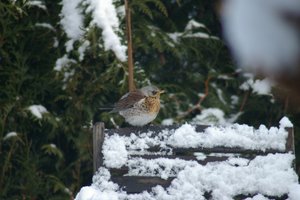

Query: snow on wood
left=75, top=117, right=299, bottom=200
left=279, top=116, right=293, bottom=128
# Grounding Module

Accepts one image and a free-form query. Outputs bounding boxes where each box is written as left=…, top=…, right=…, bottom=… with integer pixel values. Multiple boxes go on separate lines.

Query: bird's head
left=140, top=85, right=165, bottom=98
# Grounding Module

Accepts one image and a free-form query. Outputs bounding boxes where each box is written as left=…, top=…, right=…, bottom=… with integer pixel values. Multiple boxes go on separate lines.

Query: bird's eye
left=152, top=91, right=157, bottom=95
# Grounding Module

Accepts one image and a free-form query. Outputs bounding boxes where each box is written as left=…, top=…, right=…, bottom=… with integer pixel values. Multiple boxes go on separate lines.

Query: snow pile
left=221, top=0, right=300, bottom=74
left=102, top=134, right=128, bottom=168
left=76, top=153, right=299, bottom=200
left=169, top=123, right=288, bottom=150
left=168, top=19, right=218, bottom=43
left=102, top=118, right=291, bottom=169
left=77, top=168, right=121, bottom=200
left=27, top=105, right=48, bottom=119
left=56, top=0, right=126, bottom=80
left=75, top=117, right=299, bottom=200
left=161, top=118, right=174, bottom=126
left=60, top=0, right=84, bottom=52
left=58, top=0, right=126, bottom=61
left=279, top=116, right=293, bottom=128
left=86, top=0, right=127, bottom=61
left=240, top=77, right=274, bottom=96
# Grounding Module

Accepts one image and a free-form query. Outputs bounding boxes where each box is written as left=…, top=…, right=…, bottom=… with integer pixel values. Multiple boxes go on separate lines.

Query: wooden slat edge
left=111, top=176, right=288, bottom=199
left=130, top=154, right=232, bottom=164
left=285, top=127, right=295, bottom=154
left=106, top=124, right=209, bottom=136
left=173, top=147, right=285, bottom=155
left=93, top=122, right=105, bottom=173
left=111, top=176, right=174, bottom=193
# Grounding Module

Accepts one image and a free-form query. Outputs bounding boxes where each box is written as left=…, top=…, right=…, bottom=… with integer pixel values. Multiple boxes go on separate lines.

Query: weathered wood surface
left=105, top=124, right=208, bottom=136
left=104, top=125, right=293, bottom=155
left=93, top=123, right=295, bottom=197
left=111, top=176, right=288, bottom=199
left=93, top=122, right=105, bottom=173
left=286, top=127, right=295, bottom=153
left=111, top=176, right=174, bottom=193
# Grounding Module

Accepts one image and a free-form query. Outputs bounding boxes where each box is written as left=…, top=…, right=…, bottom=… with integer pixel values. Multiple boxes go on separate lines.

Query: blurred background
left=0, top=0, right=299, bottom=199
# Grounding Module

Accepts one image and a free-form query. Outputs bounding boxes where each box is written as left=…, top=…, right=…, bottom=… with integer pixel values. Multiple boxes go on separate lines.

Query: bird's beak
left=159, top=90, right=165, bottom=94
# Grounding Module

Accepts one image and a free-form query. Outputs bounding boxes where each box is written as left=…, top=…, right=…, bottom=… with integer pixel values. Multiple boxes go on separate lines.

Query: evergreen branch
left=239, top=90, right=249, bottom=112
left=135, top=2, right=153, bottom=19
left=146, top=0, right=168, bottom=16
left=177, top=75, right=212, bottom=119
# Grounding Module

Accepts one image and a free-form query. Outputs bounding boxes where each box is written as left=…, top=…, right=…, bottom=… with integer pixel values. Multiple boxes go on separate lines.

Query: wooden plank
left=105, top=125, right=290, bottom=154
left=106, top=156, right=230, bottom=174
left=172, top=147, right=286, bottom=155
left=111, top=176, right=288, bottom=199
left=285, top=127, right=295, bottom=154
left=105, top=124, right=209, bottom=136
left=111, top=176, right=174, bottom=193
left=234, top=194, right=288, bottom=200
left=107, top=155, right=252, bottom=177
left=129, top=154, right=233, bottom=164
left=93, top=122, right=105, bottom=173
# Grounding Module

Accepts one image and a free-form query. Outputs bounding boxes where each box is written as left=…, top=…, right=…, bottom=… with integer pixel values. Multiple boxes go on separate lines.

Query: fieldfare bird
left=111, top=85, right=164, bottom=126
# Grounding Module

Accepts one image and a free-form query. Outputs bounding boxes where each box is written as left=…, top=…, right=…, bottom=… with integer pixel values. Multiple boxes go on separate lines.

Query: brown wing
left=111, top=90, right=145, bottom=112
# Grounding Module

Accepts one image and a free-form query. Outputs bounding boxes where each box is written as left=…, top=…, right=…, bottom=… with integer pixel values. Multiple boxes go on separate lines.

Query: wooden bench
left=92, top=122, right=296, bottom=199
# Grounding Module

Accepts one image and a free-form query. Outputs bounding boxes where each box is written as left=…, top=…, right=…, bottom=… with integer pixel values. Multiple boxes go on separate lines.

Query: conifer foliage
left=0, top=0, right=299, bottom=199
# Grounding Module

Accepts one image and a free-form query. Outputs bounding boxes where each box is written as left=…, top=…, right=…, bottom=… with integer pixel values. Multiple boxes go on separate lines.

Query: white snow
left=191, top=108, right=226, bottom=125
left=279, top=116, right=293, bottom=128
left=161, top=118, right=174, bottom=126
left=230, top=95, right=239, bottom=106
left=60, top=0, right=84, bottom=52
left=86, top=0, right=127, bottom=61
left=240, top=78, right=274, bottom=96
left=53, top=37, right=59, bottom=48
left=168, top=19, right=217, bottom=43
left=127, top=158, right=199, bottom=180
left=102, top=134, right=128, bottom=168
left=102, top=117, right=292, bottom=169
left=58, top=0, right=127, bottom=62
left=185, top=19, right=206, bottom=31
left=221, top=0, right=300, bottom=74
left=76, top=153, right=299, bottom=200
left=54, top=55, right=76, bottom=71
left=75, top=186, right=105, bottom=200
left=288, top=184, right=300, bottom=200
left=3, top=132, right=18, bottom=140
left=216, top=88, right=226, bottom=105
left=28, top=105, right=48, bottom=119
left=169, top=123, right=288, bottom=151
left=78, top=40, right=90, bottom=61
left=75, top=117, right=298, bottom=200
left=35, top=23, right=55, bottom=31
left=26, top=0, right=47, bottom=10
